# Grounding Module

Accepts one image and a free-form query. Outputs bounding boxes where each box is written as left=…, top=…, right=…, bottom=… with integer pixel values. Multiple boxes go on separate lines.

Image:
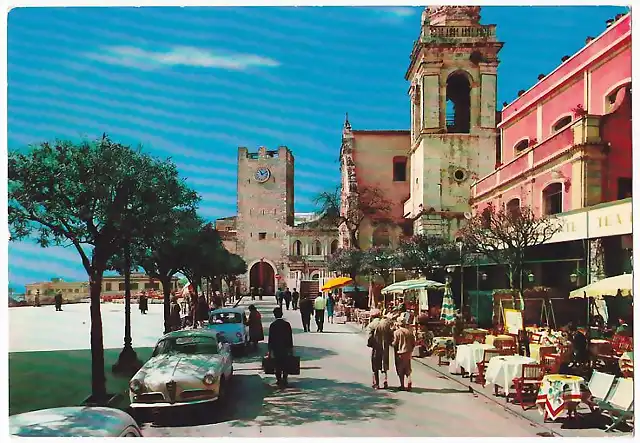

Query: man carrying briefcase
left=268, top=307, right=295, bottom=387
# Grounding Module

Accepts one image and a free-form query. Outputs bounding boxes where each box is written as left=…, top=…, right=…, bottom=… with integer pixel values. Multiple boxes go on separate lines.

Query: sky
left=6, top=5, right=629, bottom=293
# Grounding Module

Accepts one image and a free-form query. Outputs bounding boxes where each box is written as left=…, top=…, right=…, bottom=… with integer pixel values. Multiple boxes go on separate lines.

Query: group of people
left=298, top=292, right=336, bottom=333
left=366, top=308, right=416, bottom=391
left=276, top=287, right=300, bottom=310
left=32, top=289, right=64, bottom=311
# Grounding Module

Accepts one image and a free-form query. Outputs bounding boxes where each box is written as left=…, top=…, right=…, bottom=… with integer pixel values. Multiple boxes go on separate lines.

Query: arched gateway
left=249, top=260, right=276, bottom=296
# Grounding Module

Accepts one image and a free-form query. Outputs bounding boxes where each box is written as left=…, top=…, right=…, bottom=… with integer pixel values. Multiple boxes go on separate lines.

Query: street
left=140, top=298, right=545, bottom=437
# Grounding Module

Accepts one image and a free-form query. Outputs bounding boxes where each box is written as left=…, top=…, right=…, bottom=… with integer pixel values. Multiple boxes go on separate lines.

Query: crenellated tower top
left=422, top=5, right=481, bottom=26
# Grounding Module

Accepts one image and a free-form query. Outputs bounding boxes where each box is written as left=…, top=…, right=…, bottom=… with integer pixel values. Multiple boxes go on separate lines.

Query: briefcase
left=262, top=355, right=276, bottom=374
left=261, top=355, right=300, bottom=375
left=286, top=355, right=301, bottom=375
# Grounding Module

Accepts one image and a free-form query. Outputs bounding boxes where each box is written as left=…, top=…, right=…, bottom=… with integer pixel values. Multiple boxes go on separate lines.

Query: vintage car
left=10, top=407, right=142, bottom=437
left=128, top=329, right=233, bottom=410
left=206, top=307, right=249, bottom=352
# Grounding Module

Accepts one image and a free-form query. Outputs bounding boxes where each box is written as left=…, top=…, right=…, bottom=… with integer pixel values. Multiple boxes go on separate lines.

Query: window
left=606, top=84, right=631, bottom=113
left=105, top=283, right=112, bottom=291
left=514, top=139, right=529, bottom=154
left=330, top=239, right=339, bottom=255
left=130, top=283, right=139, bottom=290
left=313, top=240, right=322, bottom=256
left=372, top=225, right=391, bottom=247
left=446, top=71, right=472, bottom=134
left=542, top=183, right=563, bottom=215
left=293, top=240, right=302, bottom=256
left=393, top=157, right=407, bottom=182
left=258, top=232, right=267, bottom=240
left=74, top=289, right=79, bottom=293
left=144, top=283, right=160, bottom=290
left=618, top=177, right=632, bottom=199
left=118, top=283, right=125, bottom=291
left=506, top=198, right=520, bottom=216
left=552, top=116, right=572, bottom=133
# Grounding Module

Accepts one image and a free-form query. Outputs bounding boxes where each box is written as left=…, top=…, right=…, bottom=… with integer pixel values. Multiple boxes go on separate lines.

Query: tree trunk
left=161, top=276, right=172, bottom=334
left=89, top=269, right=107, bottom=400
left=349, top=229, right=360, bottom=250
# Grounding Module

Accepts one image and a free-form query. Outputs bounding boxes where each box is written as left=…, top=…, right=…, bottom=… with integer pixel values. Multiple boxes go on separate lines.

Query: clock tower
left=236, top=146, right=294, bottom=294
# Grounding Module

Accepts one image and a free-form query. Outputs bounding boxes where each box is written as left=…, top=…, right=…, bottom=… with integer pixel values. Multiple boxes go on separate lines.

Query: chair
left=495, top=338, right=517, bottom=355
left=472, top=349, right=502, bottom=386
left=585, top=370, right=616, bottom=413
left=597, top=377, right=634, bottom=432
left=542, top=355, right=561, bottom=374
left=512, top=364, right=545, bottom=410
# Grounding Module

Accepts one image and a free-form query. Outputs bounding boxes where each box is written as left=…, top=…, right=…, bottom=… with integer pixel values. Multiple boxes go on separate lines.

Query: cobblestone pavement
left=10, top=299, right=548, bottom=436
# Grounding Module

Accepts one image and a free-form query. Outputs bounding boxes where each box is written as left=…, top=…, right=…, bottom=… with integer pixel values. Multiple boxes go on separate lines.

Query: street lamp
left=527, top=272, right=535, bottom=283
left=456, top=240, right=464, bottom=310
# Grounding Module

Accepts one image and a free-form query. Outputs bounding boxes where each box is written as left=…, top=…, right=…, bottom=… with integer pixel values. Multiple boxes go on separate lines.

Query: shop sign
left=547, top=211, right=588, bottom=244
left=588, top=200, right=633, bottom=238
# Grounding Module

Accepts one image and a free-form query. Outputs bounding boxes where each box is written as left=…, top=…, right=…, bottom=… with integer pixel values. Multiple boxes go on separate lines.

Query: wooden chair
left=495, top=338, right=517, bottom=355
left=512, top=364, right=545, bottom=410
left=585, top=370, right=616, bottom=413
left=542, top=354, right=561, bottom=374
left=472, top=348, right=502, bottom=386
left=597, top=377, right=634, bottom=432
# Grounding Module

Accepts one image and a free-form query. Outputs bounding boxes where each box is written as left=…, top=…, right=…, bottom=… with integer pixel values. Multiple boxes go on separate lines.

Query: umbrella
left=321, top=276, right=353, bottom=292
left=440, top=283, right=456, bottom=325
left=381, top=278, right=445, bottom=295
left=569, top=274, right=633, bottom=299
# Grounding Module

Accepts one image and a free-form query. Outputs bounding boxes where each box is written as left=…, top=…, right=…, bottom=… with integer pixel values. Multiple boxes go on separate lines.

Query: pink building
left=470, top=13, right=632, bottom=290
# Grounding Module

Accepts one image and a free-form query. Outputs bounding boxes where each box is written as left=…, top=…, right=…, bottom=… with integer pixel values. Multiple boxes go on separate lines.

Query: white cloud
left=9, top=257, right=88, bottom=282
left=88, top=45, right=281, bottom=71
left=373, top=7, right=418, bottom=23
left=385, top=7, right=417, bottom=18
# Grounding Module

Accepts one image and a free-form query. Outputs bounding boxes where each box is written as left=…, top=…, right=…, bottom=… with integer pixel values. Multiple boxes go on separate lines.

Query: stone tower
left=236, top=146, right=294, bottom=294
left=404, top=6, right=503, bottom=238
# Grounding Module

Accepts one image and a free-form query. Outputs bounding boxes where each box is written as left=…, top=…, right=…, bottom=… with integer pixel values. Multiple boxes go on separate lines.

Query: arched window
left=542, top=183, right=563, bottom=215
left=372, top=225, right=390, bottom=247
left=446, top=72, right=472, bottom=134
left=293, top=240, right=302, bottom=256
left=514, top=139, right=529, bottom=155
left=552, top=116, right=572, bottom=133
left=605, top=83, right=631, bottom=113
left=313, top=240, right=322, bottom=256
left=330, top=239, right=339, bottom=255
left=506, top=198, right=521, bottom=216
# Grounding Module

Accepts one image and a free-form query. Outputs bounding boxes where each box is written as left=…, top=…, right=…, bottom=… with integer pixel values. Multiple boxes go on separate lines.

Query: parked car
left=9, top=407, right=142, bottom=437
left=206, top=307, right=249, bottom=353
left=128, top=329, right=233, bottom=410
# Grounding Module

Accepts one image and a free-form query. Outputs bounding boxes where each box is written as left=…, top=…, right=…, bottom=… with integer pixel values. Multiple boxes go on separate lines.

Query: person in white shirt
left=313, top=293, right=327, bottom=332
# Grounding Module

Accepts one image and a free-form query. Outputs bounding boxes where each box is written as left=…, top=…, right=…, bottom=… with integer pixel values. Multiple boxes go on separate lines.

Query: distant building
left=24, top=273, right=181, bottom=305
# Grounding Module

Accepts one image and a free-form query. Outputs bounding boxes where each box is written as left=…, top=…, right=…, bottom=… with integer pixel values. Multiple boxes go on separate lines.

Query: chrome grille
left=180, top=390, right=216, bottom=401
left=166, top=381, right=177, bottom=404
left=135, top=393, right=165, bottom=403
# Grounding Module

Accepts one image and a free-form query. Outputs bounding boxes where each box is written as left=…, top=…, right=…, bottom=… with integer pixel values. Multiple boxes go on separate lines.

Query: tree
left=362, top=247, right=398, bottom=285
left=179, top=223, right=225, bottom=297
left=219, top=251, right=248, bottom=301
left=8, top=135, right=199, bottom=402
left=327, top=248, right=366, bottom=288
left=397, top=234, right=459, bottom=277
left=314, top=185, right=391, bottom=249
left=458, top=203, right=561, bottom=309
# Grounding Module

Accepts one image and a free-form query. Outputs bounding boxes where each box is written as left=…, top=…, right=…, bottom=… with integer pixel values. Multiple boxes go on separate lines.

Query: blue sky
left=7, top=5, right=628, bottom=292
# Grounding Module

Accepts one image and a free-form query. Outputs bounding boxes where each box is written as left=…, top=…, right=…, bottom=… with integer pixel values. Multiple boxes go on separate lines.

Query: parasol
left=321, top=276, right=353, bottom=292
left=440, top=283, right=456, bottom=325
left=381, top=278, right=445, bottom=295
left=568, top=274, right=633, bottom=299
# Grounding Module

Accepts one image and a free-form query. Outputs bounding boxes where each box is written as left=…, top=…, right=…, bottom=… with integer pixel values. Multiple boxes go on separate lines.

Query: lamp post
left=456, top=240, right=464, bottom=311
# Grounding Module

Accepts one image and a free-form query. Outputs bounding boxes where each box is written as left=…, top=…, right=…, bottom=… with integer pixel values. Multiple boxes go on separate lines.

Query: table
left=463, top=328, right=489, bottom=342
left=485, top=355, right=536, bottom=395
left=619, top=351, right=633, bottom=377
left=449, top=342, right=495, bottom=375
left=536, top=374, right=584, bottom=421
left=529, top=344, right=556, bottom=362
left=430, top=336, right=454, bottom=352
left=485, top=334, right=514, bottom=347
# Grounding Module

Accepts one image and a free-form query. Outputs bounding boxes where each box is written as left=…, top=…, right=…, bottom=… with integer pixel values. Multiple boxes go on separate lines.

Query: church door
left=249, top=261, right=276, bottom=295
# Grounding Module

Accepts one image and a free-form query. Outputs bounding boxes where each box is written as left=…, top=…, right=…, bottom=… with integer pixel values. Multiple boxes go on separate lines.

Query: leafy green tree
left=362, top=247, right=398, bottom=286
left=217, top=250, right=247, bottom=301
left=8, top=135, right=198, bottom=401
left=179, top=223, right=225, bottom=297
left=327, top=248, right=366, bottom=288
left=397, top=234, right=459, bottom=277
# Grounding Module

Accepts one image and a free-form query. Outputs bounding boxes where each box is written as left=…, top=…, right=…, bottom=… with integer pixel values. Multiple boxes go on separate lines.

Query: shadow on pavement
left=387, top=387, right=470, bottom=394
left=558, top=412, right=633, bottom=432
left=142, top=374, right=267, bottom=428
left=235, top=343, right=337, bottom=365
left=230, top=377, right=400, bottom=428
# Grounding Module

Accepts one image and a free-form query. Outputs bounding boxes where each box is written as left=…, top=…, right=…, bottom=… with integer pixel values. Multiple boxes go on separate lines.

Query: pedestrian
left=283, top=287, right=292, bottom=310
left=367, top=310, right=393, bottom=389
left=393, top=317, right=415, bottom=391
left=196, top=294, right=209, bottom=328
left=247, top=304, right=265, bottom=350
left=250, top=286, right=257, bottom=301
left=292, top=288, right=300, bottom=310
left=34, top=289, right=41, bottom=307
left=299, top=295, right=313, bottom=332
left=258, top=286, right=264, bottom=301
left=139, top=291, right=148, bottom=315
left=170, top=296, right=182, bottom=331
left=54, top=290, right=63, bottom=311
left=276, top=287, right=284, bottom=308
left=213, top=291, right=223, bottom=310
left=326, top=292, right=335, bottom=324
left=268, top=307, right=294, bottom=388
left=313, top=292, right=327, bottom=332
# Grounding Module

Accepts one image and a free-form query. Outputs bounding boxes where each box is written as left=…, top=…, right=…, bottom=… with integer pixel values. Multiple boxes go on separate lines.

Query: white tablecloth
left=450, top=343, right=495, bottom=375
left=485, top=355, right=537, bottom=389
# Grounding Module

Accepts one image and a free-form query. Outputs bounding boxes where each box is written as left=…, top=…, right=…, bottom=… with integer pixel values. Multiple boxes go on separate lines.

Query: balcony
left=473, top=116, right=602, bottom=200
left=422, top=24, right=496, bottom=42
left=288, top=255, right=330, bottom=263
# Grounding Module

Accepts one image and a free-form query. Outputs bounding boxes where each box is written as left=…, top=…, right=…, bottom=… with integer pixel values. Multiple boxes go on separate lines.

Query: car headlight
left=236, top=332, right=243, bottom=340
left=203, top=374, right=218, bottom=386
left=129, top=379, right=143, bottom=393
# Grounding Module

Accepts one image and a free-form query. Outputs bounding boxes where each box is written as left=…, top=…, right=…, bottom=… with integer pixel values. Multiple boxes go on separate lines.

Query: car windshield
left=210, top=312, right=243, bottom=324
left=152, top=335, right=218, bottom=356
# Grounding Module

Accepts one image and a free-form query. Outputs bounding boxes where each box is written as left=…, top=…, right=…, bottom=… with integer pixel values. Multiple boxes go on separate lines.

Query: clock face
left=254, top=167, right=271, bottom=183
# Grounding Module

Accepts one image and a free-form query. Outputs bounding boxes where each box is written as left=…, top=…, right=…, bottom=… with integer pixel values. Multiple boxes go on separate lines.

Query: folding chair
left=585, top=370, right=616, bottom=413
left=512, top=364, right=545, bottom=410
left=597, top=377, right=634, bottom=432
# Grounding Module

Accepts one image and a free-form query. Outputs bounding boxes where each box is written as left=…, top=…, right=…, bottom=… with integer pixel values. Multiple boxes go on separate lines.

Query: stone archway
left=249, top=260, right=276, bottom=296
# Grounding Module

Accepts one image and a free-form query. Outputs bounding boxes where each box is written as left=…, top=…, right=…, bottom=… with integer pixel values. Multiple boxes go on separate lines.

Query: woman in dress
left=247, top=304, right=265, bottom=350
left=326, top=292, right=335, bottom=324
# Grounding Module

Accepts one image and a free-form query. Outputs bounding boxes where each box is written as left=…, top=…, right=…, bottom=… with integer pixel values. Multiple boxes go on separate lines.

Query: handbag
left=262, top=355, right=276, bottom=374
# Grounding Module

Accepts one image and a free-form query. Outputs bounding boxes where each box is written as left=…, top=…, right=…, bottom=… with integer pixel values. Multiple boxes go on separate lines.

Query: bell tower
left=405, top=6, right=503, bottom=238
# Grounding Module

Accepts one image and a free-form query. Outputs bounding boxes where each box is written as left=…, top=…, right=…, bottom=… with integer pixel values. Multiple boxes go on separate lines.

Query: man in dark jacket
left=292, top=288, right=300, bottom=310
left=268, top=307, right=294, bottom=387
left=299, top=296, right=313, bottom=332
left=283, top=288, right=292, bottom=310
left=54, top=291, right=63, bottom=311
